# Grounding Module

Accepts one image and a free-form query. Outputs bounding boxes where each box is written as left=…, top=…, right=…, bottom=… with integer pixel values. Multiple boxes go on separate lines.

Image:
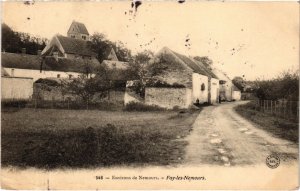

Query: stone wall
left=1, top=76, right=33, bottom=101
left=106, top=90, right=125, bottom=104
left=33, top=83, right=71, bottom=101
left=155, top=69, right=193, bottom=88
left=145, top=87, right=192, bottom=109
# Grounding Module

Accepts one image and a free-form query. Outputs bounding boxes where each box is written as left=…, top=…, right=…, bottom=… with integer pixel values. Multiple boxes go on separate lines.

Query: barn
left=125, top=47, right=220, bottom=109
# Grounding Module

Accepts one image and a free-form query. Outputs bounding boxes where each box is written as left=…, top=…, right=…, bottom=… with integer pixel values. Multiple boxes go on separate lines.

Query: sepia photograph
left=1, top=1, right=299, bottom=190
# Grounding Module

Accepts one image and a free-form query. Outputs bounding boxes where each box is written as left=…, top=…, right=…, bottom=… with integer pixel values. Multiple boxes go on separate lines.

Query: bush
left=124, top=102, right=165, bottom=112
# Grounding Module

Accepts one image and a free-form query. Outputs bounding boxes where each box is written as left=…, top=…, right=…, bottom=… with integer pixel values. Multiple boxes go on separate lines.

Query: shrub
left=124, top=102, right=165, bottom=112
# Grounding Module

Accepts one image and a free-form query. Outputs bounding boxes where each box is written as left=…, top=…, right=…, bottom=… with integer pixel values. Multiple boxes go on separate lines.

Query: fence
left=253, top=100, right=299, bottom=121
left=1, top=98, right=124, bottom=111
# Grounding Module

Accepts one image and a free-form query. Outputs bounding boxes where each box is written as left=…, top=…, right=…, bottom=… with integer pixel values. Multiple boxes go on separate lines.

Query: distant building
left=211, top=67, right=241, bottom=101
left=1, top=52, right=98, bottom=82
left=41, top=21, right=97, bottom=60
left=101, top=48, right=128, bottom=70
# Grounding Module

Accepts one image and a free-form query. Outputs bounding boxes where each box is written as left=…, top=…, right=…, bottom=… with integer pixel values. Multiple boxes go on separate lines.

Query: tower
left=67, top=21, right=90, bottom=41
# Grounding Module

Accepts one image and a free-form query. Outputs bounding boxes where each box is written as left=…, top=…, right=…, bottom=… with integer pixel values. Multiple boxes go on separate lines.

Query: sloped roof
left=68, top=21, right=89, bottom=35
left=154, top=47, right=218, bottom=79
left=43, top=56, right=100, bottom=73
left=211, top=67, right=231, bottom=82
left=1, top=52, right=41, bottom=70
left=192, top=58, right=218, bottom=79
left=1, top=52, right=100, bottom=73
left=105, top=48, right=119, bottom=61
left=56, top=35, right=95, bottom=56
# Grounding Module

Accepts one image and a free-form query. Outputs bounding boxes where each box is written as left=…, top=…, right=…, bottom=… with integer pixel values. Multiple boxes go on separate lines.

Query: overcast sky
left=2, top=1, right=299, bottom=80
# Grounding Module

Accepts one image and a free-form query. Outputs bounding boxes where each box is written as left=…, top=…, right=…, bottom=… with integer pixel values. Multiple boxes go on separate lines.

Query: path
left=184, top=101, right=298, bottom=166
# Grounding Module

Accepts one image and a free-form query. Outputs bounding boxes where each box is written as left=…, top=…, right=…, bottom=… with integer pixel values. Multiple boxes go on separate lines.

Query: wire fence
left=253, top=100, right=299, bottom=121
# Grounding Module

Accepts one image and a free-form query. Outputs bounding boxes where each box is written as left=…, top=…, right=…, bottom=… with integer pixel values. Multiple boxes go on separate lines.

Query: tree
left=90, top=33, right=132, bottom=63
left=66, top=74, right=110, bottom=103
left=232, top=76, right=245, bottom=92
left=124, top=50, right=154, bottom=97
left=2, top=23, right=21, bottom=53
left=114, top=41, right=132, bottom=62
left=2, top=23, right=48, bottom=54
left=90, top=33, right=112, bottom=63
left=126, top=50, right=154, bottom=80
left=251, top=69, right=299, bottom=101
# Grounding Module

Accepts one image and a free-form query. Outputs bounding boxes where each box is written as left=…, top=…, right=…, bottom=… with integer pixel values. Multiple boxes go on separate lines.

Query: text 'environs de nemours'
left=111, top=175, right=206, bottom=181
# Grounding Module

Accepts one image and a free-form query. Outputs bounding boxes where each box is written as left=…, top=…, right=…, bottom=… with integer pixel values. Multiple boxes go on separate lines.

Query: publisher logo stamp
left=266, top=154, right=280, bottom=169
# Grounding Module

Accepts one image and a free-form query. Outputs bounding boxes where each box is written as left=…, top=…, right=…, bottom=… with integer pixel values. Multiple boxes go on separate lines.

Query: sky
left=2, top=1, right=299, bottom=80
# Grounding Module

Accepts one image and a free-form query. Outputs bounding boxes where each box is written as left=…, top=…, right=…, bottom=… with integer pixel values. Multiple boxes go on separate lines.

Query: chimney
left=21, top=48, right=26, bottom=55
left=37, top=50, right=42, bottom=56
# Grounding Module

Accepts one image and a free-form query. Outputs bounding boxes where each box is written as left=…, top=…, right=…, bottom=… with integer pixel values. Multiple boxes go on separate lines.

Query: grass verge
left=235, top=102, right=298, bottom=143
left=2, top=108, right=200, bottom=169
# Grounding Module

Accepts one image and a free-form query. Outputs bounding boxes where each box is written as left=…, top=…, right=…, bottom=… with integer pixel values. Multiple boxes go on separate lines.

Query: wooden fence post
left=275, top=101, right=277, bottom=116
left=283, top=102, right=286, bottom=119
left=271, top=100, right=273, bottom=114
left=297, top=101, right=299, bottom=119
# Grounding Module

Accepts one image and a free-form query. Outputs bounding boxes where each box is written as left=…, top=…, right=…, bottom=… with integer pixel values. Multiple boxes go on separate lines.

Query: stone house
left=211, top=67, right=241, bottom=101
left=125, top=47, right=220, bottom=109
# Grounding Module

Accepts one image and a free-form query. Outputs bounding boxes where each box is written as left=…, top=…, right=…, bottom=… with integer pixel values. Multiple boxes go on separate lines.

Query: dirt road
left=184, top=101, right=298, bottom=167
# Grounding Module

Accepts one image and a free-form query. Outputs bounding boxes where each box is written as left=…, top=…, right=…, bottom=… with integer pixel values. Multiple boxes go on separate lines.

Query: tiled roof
left=56, top=35, right=95, bottom=56
left=155, top=47, right=219, bottom=79
left=1, top=52, right=100, bottom=74
left=43, top=56, right=100, bottom=73
left=69, top=21, right=89, bottom=35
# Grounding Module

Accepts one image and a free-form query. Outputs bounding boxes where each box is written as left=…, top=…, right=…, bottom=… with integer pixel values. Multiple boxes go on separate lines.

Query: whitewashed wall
left=210, top=78, right=219, bottom=104
left=2, top=77, right=33, bottom=100
left=232, top=91, right=241, bottom=101
left=192, top=73, right=208, bottom=103
left=3, top=68, right=82, bottom=81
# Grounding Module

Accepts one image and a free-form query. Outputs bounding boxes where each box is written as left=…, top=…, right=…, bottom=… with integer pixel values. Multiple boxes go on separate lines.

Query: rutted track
left=184, top=101, right=298, bottom=166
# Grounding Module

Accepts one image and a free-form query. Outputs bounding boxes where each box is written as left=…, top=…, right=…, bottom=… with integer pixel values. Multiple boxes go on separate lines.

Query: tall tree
left=2, top=23, right=48, bottom=54
left=90, top=33, right=132, bottom=63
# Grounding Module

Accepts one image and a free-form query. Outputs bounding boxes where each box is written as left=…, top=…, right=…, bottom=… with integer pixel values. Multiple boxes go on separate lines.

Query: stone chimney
left=21, top=48, right=26, bottom=55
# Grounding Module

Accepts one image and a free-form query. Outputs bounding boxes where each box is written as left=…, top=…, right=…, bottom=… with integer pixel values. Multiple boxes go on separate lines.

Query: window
left=201, top=83, right=205, bottom=91
left=71, top=35, right=75, bottom=38
left=57, top=74, right=60, bottom=78
left=69, top=74, right=73, bottom=79
left=82, top=35, right=86, bottom=40
left=11, top=69, right=14, bottom=77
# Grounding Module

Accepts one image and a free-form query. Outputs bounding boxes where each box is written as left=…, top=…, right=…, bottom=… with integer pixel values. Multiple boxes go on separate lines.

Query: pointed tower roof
left=67, top=21, right=89, bottom=35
